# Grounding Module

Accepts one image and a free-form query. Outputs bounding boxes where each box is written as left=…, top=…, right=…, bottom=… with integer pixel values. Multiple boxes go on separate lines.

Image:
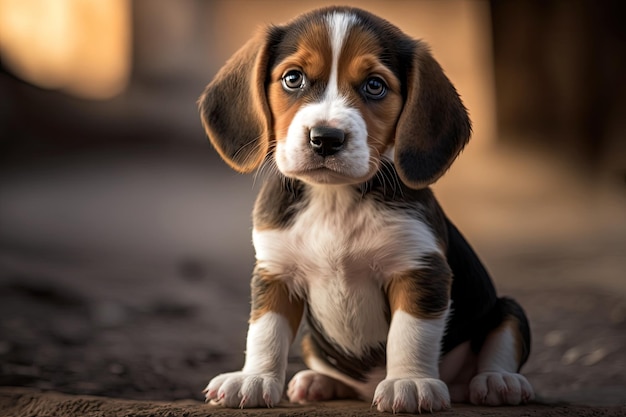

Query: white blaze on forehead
left=325, top=12, right=358, bottom=97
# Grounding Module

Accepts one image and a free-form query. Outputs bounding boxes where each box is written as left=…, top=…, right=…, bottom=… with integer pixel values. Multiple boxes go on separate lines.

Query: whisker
left=231, top=143, right=254, bottom=163
left=381, top=156, right=403, bottom=199
left=365, top=137, right=402, bottom=199
left=253, top=146, right=278, bottom=188
left=231, top=134, right=265, bottom=166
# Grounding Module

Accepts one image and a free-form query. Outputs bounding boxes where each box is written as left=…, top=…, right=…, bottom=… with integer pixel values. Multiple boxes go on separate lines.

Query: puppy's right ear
left=199, top=29, right=277, bottom=173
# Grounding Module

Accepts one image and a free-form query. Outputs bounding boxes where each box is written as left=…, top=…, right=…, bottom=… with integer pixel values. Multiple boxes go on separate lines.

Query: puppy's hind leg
left=287, top=370, right=357, bottom=403
left=469, top=297, right=535, bottom=406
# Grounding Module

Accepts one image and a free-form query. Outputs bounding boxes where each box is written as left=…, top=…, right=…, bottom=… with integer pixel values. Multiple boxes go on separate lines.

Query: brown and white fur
left=199, top=6, right=533, bottom=414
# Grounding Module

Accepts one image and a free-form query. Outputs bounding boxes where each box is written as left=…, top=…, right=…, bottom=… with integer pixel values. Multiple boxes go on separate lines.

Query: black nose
left=309, top=126, right=345, bottom=157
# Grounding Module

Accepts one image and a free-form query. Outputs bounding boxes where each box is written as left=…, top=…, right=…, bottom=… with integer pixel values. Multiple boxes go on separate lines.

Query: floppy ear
left=394, top=41, right=472, bottom=189
left=199, top=30, right=274, bottom=173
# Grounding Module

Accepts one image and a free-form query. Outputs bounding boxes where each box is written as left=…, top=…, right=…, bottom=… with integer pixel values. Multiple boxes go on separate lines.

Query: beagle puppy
left=199, top=6, right=533, bottom=414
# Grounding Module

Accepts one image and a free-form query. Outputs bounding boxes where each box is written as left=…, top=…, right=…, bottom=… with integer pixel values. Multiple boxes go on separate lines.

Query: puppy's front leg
left=375, top=259, right=452, bottom=414
left=204, top=267, right=303, bottom=408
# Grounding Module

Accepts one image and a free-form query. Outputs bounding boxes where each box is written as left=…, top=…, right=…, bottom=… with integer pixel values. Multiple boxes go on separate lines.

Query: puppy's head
left=200, top=6, right=471, bottom=189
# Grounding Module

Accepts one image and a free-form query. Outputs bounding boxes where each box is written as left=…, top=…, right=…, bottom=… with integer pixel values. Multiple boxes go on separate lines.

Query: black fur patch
left=386, top=254, right=452, bottom=318
left=253, top=175, right=305, bottom=230
left=304, top=306, right=386, bottom=382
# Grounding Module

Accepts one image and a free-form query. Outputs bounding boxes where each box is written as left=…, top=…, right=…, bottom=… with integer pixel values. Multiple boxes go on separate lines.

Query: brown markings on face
left=267, top=22, right=331, bottom=143
left=338, top=25, right=403, bottom=158
left=267, top=19, right=402, bottom=167
left=386, top=254, right=452, bottom=320
left=250, top=266, right=304, bottom=337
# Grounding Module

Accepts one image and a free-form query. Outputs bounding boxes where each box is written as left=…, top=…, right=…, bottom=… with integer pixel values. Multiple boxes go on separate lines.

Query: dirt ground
left=2, top=387, right=626, bottom=417
left=0, top=148, right=625, bottom=416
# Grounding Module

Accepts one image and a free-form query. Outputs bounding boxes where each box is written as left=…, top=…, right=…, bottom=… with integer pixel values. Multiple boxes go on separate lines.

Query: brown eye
left=282, top=69, right=305, bottom=91
left=363, top=76, right=387, bottom=99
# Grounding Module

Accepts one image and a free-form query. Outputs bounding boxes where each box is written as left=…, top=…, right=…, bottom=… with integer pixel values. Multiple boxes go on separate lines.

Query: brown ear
left=394, top=41, right=472, bottom=189
left=199, top=30, right=274, bottom=173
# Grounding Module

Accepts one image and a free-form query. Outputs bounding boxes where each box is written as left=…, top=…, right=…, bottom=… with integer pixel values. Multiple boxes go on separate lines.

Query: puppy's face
left=267, top=13, right=403, bottom=185
left=200, top=6, right=471, bottom=189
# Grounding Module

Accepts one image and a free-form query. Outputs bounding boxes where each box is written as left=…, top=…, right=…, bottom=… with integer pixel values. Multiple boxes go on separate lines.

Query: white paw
left=287, top=370, right=355, bottom=403
left=373, top=377, right=450, bottom=414
left=469, top=371, right=534, bottom=406
left=287, top=370, right=335, bottom=403
left=203, top=371, right=284, bottom=408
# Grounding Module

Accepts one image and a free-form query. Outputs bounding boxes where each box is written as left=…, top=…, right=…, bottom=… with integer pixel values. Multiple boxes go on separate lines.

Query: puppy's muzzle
left=309, top=126, right=345, bottom=157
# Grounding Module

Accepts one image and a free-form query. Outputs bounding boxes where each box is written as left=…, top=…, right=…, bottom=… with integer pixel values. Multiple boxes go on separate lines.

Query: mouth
left=284, top=160, right=378, bottom=186
left=296, top=167, right=351, bottom=184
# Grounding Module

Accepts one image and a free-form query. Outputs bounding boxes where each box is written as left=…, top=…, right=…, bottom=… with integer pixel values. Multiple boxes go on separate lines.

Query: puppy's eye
left=362, top=76, right=387, bottom=99
left=282, top=69, right=305, bottom=91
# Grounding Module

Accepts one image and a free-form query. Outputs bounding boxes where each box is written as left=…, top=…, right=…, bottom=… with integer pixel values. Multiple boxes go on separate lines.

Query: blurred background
left=0, top=0, right=624, bottom=406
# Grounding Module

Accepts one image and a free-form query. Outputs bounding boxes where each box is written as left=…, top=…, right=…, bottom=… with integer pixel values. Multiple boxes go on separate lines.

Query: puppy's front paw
left=203, top=371, right=283, bottom=408
left=373, top=377, right=450, bottom=414
left=469, top=371, right=534, bottom=406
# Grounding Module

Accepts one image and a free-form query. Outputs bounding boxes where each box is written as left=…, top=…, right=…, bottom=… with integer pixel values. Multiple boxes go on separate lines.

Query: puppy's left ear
left=199, top=29, right=276, bottom=173
left=394, top=41, right=472, bottom=189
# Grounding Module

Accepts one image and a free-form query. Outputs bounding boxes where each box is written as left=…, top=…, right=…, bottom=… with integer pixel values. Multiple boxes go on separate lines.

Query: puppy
left=199, top=6, right=533, bottom=413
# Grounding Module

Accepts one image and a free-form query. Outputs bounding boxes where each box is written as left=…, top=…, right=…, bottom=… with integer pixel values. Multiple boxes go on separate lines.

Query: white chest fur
left=252, top=185, right=440, bottom=356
